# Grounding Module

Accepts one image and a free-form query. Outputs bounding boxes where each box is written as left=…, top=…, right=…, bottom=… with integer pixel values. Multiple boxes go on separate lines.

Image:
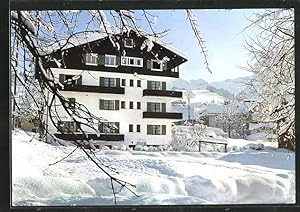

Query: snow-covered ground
left=12, top=129, right=295, bottom=206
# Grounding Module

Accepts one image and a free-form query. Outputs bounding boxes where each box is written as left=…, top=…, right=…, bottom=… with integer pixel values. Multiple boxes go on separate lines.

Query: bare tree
left=10, top=10, right=211, bottom=203
left=216, top=101, right=247, bottom=138
left=243, top=9, right=295, bottom=150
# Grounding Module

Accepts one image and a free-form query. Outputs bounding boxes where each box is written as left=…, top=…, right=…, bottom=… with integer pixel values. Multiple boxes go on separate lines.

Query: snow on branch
left=186, top=9, right=211, bottom=73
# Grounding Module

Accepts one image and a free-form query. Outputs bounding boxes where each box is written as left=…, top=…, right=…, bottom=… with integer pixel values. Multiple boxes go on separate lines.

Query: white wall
left=47, top=68, right=181, bottom=146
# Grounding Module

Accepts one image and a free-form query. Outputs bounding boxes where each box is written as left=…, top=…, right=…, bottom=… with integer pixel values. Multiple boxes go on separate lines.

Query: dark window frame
left=121, top=101, right=126, bottom=109
left=124, top=38, right=134, bottom=48
left=130, top=101, right=134, bottom=109
left=130, top=79, right=134, bottom=87
left=129, top=124, right=133, bottom=132
left=122, top=79, right=126, bottom=86
left=137, top=102, right=141, bottom=109
left=137, top=124, right=141, bottom=132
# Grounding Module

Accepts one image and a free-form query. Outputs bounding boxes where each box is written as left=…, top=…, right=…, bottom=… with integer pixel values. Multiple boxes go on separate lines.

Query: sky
left=132, top=9, right=265, bottom=82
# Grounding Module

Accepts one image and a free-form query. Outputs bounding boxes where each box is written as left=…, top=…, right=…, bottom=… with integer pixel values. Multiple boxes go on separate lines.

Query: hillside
left=169, top=76, right=253, bottom=97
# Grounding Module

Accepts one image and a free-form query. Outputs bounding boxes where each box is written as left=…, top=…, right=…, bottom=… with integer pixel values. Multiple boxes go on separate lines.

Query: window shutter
left=77, top=75, right=82, bottom=85
left=162, top=81, right=166, bottom=90
left=162, top=103, right=166, bottom=112
left=147, top=60, right=151, bottom=69
left=99, top=123, right=104, bottom=133
left=115, top=100, right=119, bottom=110
left=147, top=102, right=151, bottom=112
left=116, top=56, right=121, bottom=66
left=147, top=125, right=151, bottom=135
left=121, top=101, right=125, bottom=109
left=162, top=61, right=168, bottom=70
left=115, top=122, right=120, bottom=133
left=59, top=74, right=64, bottom=84
left=82, top=54, right=86, bottom=64
left=100, top=77, right=104, bottom=86
left=162, top=125, right=166, bottom=135
left=116, top=78, right=120, bottom=87
left=99, top=99, right=104, bottom=110
left=147, top=81, right=151, bottom=89
left=122, top=79, right=126, bottom=86
left=99, top=55, right=105, bottom=65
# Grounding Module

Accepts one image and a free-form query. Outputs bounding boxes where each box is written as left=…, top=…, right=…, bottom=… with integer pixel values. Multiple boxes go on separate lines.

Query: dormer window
left=121, top=56, right=143, bottom=67
left=85, top=53, right=98, bottom=66
left=105, top=55, right=117, bottom=67
left=124, top=38, right=134, bottom=48
left=151, top=60, right=162, bottom=71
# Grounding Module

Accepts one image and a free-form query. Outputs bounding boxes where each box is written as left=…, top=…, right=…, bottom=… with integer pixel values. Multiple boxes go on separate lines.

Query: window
left=147, top=102, right=166, bottom=112
left=122, top=79, right=126, bottom=86
left=99, top=122, right=119, bottom=134
left=124, top=38, right=134, bottom=48
left=147, top=125, right=166, bottom=135
left=100, top=77, right=120, bottom=87
left=147, top=81, right=166, bottom=90
left=69, top=98, right=76, bottom=111
left=137, top=80, right=141, bottom=87
left=58, top=121, right=80, bottom=133
left=99, top=99, right=119, bottom=110
left=121, top=56, right=143, bottom=67
left=104, top=100, right=114, bottom=110
left=130, top=79, right=134, bottom=87
left=105, top=55, right=117, bottom=67
left=148, top=81, right=160, bottom=90
left=130, top=101, right=134, bottom=109
left=85, top=53, right=98, bottom=66
left=151, top=103, right=160, bottom=112
left=151, top=60, right=162, bottom=71
left=137, top=125, right=141, bottom=132
left=129, top=124, right=133, bottom=132
left=121, top=101, right=125, bottom=109
left=104, top=78, right=116, bottom=87
left=137, top=102, right=141, bottom=109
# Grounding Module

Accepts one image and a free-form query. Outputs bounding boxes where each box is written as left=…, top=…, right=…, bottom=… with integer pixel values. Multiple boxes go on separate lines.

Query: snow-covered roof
left=39, top=31, right=108, bottom=56
left=139, top=32, right=187, bottom=60
left=204, top=103, right=224, bottom=114
left=234, top=102, right=250, bottom=114
left=39, top=29, right=188, bottom=60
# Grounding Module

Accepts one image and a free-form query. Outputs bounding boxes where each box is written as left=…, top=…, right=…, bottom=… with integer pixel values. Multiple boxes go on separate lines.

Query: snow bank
left=12, top=129, right=295, bottom=205
left=13, top=176, right=95, bottom=200
left=184, top=173, right=293, bottom=204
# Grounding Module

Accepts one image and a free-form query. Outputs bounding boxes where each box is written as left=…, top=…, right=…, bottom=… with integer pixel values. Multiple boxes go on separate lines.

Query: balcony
left=143, top=112, right=182, bottom=119
left=54, top=133, right=124, bottom=141
left=63, top=84, right=125, bottom=94
left=143, top=89, right=182, bottom=98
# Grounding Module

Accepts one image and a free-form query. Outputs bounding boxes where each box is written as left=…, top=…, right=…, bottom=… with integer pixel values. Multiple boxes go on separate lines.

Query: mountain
left=168, top=78, right=208, bottom=90
left=169, top=76, right=253, bottom=97
left=210, top=76, right=253, bottom=96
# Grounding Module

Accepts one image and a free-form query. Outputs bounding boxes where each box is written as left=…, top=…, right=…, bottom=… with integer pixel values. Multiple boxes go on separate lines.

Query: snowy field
left=12, top=129, right=295, bottom=206
left=178, top=89, right=226, bottom=105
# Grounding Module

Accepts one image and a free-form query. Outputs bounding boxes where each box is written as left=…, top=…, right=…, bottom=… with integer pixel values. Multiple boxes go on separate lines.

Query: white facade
left=47, top=68, right=181, bottom=147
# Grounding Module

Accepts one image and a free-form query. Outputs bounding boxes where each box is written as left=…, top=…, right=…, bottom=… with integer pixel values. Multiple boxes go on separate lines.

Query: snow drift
left=12, top=129, right=295, bottom=205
